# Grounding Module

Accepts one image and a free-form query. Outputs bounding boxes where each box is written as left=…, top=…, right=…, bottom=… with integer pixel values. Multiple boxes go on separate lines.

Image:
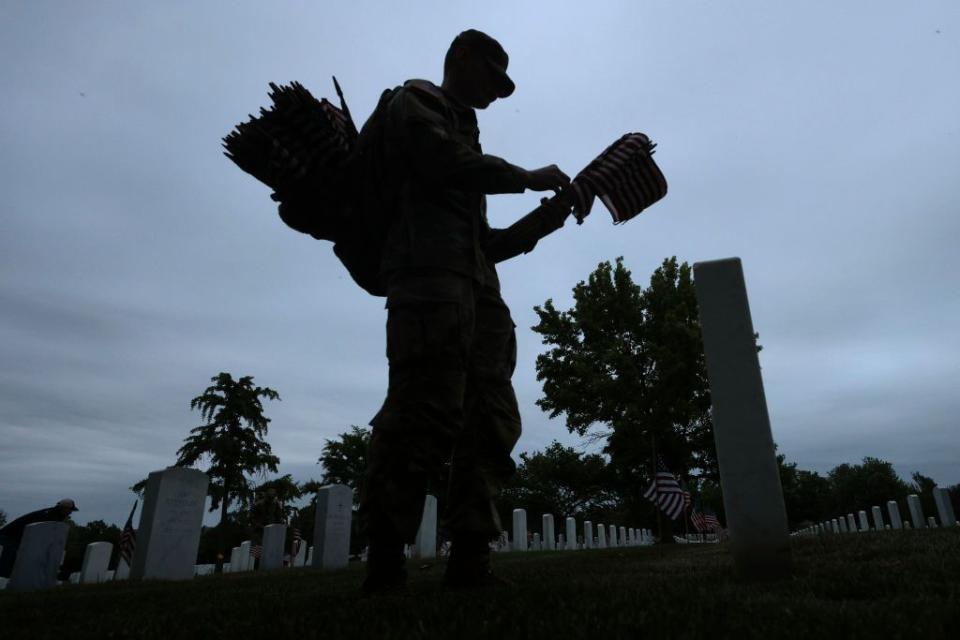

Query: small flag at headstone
left=250, top=545, right=262, bottom=559
left=118, top=500, right=138, bottom=564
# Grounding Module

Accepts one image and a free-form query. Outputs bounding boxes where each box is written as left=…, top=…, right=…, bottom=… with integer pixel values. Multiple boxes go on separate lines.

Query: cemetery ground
left=2, top=529, right=957, bottom=638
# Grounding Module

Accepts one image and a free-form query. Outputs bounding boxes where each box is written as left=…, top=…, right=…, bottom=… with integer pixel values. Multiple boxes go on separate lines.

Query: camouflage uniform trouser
left=359, top=269, right=522, bottom=543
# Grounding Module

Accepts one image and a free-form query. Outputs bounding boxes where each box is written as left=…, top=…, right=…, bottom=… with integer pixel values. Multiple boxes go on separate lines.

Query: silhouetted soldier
left=359, top=29, right=571, bottom=592
left=0, top=498, right=78, bottom=578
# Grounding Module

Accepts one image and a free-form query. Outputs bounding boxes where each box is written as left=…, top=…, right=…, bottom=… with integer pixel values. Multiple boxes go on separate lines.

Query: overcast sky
left=2, top=1, right=957, bottom=527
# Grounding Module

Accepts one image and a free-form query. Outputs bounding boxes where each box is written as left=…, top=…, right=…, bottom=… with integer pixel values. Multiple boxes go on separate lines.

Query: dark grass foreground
left=3, top=529, right=958, bottom=639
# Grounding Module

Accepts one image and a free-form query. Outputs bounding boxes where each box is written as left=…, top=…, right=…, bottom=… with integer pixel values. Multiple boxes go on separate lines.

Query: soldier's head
left=442, top=29, right=515, bottom=109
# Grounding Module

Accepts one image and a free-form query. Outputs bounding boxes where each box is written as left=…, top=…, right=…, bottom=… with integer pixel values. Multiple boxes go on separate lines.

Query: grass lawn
left=2, top=529, right=958, bottom=639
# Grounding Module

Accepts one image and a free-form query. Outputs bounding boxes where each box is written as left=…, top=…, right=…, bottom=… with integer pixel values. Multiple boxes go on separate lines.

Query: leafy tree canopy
left=532, top=257, right=716, bottom=485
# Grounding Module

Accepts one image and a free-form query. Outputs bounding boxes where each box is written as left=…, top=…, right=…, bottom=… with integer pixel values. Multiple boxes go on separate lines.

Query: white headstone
left=838, top=517, right=848, bottom=533
left=694, top=258, right=792, bottom=579
left=927, top=516, right=938, bottom=528
left=932, top=487, right=957, bottom=527
left=542, top=514, right=555, bottom=550
left=871, top=506, right=884, bottom=531
left=887, top=501, right=903, bottom=529
left=584, top=521, right=593, bottom=549
left=239, top=540, right=252, bottom=571
left=619, top=526, right=627, bottom=546
left=312, top=484, right=353, bottom=570
left=131, top=467, right=209, bottom=581
left=512, top=509, right=527, bottom=552
left=293, top=539, right=307, bottom=567
left=227, top=546, right=240, bottom=572
left=857, top=511, right=869, bottom=532
left=261, top=524, right=286, bottom=570
left=565, top=517, right=576, bottom=550
left=222, top=562, right=232, bottom=572
left=413, top=495, right=438, bottom=559
left=305, top=546, right=314, bottom=565
left=597, top=523, right=607, bottom=548
left=194, top=564, right=215, bottom=576
left=846, top=514, right=857, bottom=533
left=80, top=541, right=113, bottom=584
left=608, top=524, right=617, bottom=547
left=906, top=495, right=925, bottom=530
left=103, top=569, right=115, bottom=581
left=8, top=521, right=69, bottom=592
left=114, top=558, right=130, bottom=580
left=69, top=571, right=80, bottom=584
left=532, top=532, right=541, bottom=551
left=558, top=533, right=566, bottom=550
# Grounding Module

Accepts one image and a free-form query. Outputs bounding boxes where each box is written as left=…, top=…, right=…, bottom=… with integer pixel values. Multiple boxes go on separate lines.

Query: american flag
left=642, top=457, right=686, bottom=520
left=250, top=545, right=262, bottom=559
left=119, top=500, right=137, bottom=564
left=569, top=132, right=668, bottom=225
left=691, top=503, right=722, bottom=533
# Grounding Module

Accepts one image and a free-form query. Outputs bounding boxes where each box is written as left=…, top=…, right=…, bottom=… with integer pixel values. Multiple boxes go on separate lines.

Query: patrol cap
left=452, top=29, right=515, bottom=98
left=57, top=498, right=79, bottom=512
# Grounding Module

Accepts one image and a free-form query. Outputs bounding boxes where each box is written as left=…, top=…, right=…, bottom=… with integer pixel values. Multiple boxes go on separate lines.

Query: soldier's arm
left=483, top=193, right=573, bottom=264
left=388, top=88, right=529, bottom=194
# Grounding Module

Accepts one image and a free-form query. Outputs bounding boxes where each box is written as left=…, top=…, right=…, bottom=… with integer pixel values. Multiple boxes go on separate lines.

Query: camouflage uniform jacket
left=378, top=79, right=528, bottom=284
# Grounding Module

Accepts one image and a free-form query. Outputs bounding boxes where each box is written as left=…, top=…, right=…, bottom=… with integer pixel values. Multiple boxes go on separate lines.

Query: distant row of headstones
left=1, top=468, right=357, bottom=592
left=499, top=509, right=654, bottom=552
left=792, top=487, right=958, bottom=536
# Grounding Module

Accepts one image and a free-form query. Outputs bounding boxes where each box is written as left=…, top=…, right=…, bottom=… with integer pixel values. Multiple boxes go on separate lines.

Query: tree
left=499, top=442, right=620, bottom=529
left=826, top=457, right=910, bottom=516
left=778, top=454, right=831, bottom=528
left=317, top=425, right=371, bottom=505
left=532, top=257, right=718, bottom=525
left=174, top=372, right=281, bottom=527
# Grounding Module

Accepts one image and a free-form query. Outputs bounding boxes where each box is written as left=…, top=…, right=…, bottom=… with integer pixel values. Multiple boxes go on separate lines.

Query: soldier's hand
left=524, top=165, right=571, bottom=193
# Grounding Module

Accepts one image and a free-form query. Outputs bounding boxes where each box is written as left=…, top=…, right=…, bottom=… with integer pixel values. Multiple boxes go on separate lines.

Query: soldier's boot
left=361, top=536, right=407, bottom=595
left=443, top=533, right=513, bottom=589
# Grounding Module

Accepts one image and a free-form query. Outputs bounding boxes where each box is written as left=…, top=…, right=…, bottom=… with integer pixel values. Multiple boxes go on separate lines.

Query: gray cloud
left=2, top=2, right=958, bottom=525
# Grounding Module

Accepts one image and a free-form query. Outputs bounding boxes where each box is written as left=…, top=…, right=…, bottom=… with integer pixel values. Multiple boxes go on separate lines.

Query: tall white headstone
left=927, top=516, right=937, bottom=528
left=584, top=521, right=594, bottom=549
left=871, top=506, right=884, bottom=531
left=131, top=467, right=209, bottom=581
left=906, top=495, right=925, bottom=530
left=80, top=541, right=113, bottom=584
left=239, top=540, right=252, bottom=571
left=694, top=257, right=792, bottom=579
left=312, top=484, right=353, bottom=570
left=532, top=532, right=541, bottom=551
left=887, top=501, right=903, bottom=529
left=542, top=514, right=555, bottom=550
left=413, top=495, right=438, bottom=559
left=597, top=524, right=607, bottom=548
left=608, top=524, right=617, bottom=547
left=619, top=526, right=627, bottom=546
left=305, top=546, right=314, bottom=565
left=565, top=517, right=576, bottom=550
left=512, top=509, right=527, bottom=552
left=8, top=522, right=69, bottom=592
left=857, top=511, right=870, bottom=532
left=838, top=517, right=848, bottom=533
left=932, top=487, right=957, bottom=527
left=261, top=524, right=286, bottom=570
